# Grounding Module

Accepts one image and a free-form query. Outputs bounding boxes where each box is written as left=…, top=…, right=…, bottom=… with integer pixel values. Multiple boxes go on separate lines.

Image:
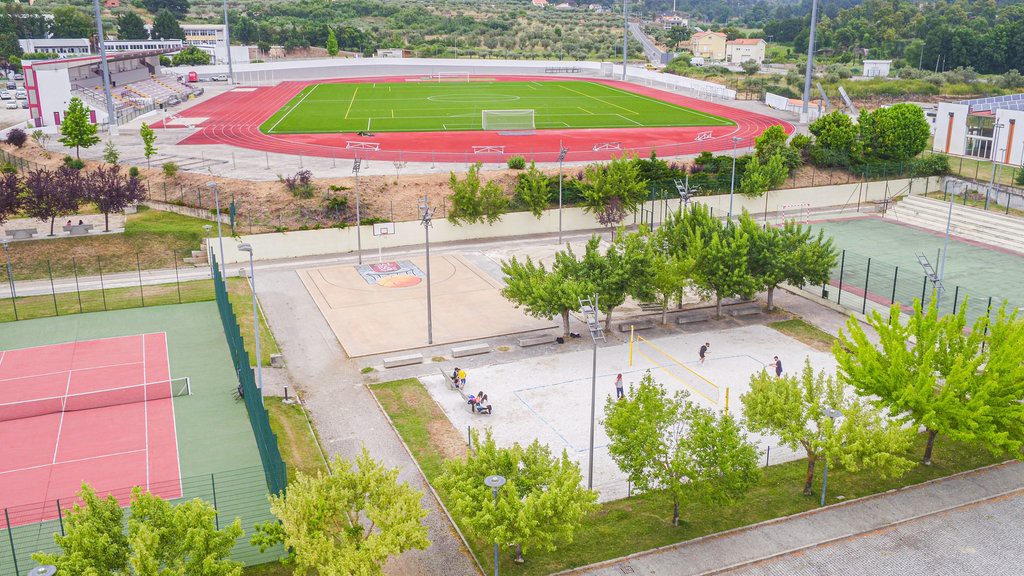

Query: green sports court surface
left=259, top=80, right=735, bottom=134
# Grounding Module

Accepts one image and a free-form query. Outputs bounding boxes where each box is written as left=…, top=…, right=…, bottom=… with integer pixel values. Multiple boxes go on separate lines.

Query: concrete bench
left=62, top=224, right=94, bottom=235
left=677, top=311, right=715, bottom=325
left=728, top=305, right=762, bottom=317
left=451, top=343, right=490, bottom=358
left=383, top=353, right=422, bottom=368
left=518, top=334, right=556, bottom=347
left=5, top=228, right=36, bottom=240
left=617, top=319, right=655, bottom=332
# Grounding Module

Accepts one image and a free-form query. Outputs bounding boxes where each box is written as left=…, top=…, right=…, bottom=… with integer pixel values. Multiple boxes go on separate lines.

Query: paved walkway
left=562, top=461, right=1024, bottom=576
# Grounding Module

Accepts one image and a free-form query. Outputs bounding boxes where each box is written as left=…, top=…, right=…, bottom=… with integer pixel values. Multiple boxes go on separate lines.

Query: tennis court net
left=0, top=377, right=191, bottom=422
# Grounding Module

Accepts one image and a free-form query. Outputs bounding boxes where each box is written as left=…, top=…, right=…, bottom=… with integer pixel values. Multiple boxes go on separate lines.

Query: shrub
left=324, top=194, right=348, bottom=215
left=1016, top=169, right=1024, bottom=186
left=507, top=156, right=526, bottom=170
left=790, top=133, right=812, bottom=153
left=6, top=128, right=27, bottom=148
left=0, top=162, right=16, bottom=174
left=907, top=155, right=950, bottom=177
left=162, top=161, right=179, bottom=179
left=129, top=166, right=140, bottom=178
left=62, top=156, right=85, bottom=170
left=360, top=216, right=389, bottom=225
left=282, top=169, right=316, bottom=198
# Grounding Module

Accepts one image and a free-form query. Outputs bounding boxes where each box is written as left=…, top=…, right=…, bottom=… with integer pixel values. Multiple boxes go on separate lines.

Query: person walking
left=770, top=356, right=783, bottom=377
left=614, top=374, right=624, bottom=399
left=699, top=342, right=710, bottom=365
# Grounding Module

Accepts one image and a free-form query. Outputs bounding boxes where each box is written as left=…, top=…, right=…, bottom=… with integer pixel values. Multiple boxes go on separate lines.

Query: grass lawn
left=2, top=206, right=213, bottom=281
left=943, top=153, right=1023, bottom=188
left=371, top=377, right=1009, bottom=576
left=226, top=277, right=281, bottom=367
left=260, top=80, right=734, bottom=134
left=768, top=318, right=837, bottom=352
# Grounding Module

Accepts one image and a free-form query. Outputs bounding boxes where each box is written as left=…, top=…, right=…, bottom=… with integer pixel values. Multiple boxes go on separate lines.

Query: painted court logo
left=356, top=261, right=425, bottom=287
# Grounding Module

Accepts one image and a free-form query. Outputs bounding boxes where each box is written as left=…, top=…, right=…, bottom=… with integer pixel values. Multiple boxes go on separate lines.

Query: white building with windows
left=933, top=94, right=1024, bottom=166
left=862, top=60, right=892, bottom=78
left=104, top=39, right=184, bottom=53
left=142, top=23, right=249, bottom=64
left=18, top=38, right=90, bottom=57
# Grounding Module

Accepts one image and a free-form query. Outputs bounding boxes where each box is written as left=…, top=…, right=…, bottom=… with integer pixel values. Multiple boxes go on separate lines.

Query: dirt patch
left=428, top=418, right=468, bottom=461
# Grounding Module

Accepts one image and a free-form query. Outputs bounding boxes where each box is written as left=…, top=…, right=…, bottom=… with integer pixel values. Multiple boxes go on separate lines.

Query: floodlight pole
left=936, top=185, right=955, bottom=307
left=238, top=243, right=263, bottom=401
left=801, top=0, right=820, bottom=122
left=728, top=137, right=741, bottom=221
left=820, top=408, right=842, bottom=506
left=420, top=195, right=435, bottom=345
left=580, top=293, right=605, bottom=490
left=92, top=0, right=117, bottom=134
left=558, top=145, right=568, bottom=245
left=223, top=0, right=234, bottom=83
left=1, top=238, right=16, bottom=320
left=353, top=158, right=363, bottom=265
left=208, top=182, right=226, bottom=278
left=622, top=0, right=628, bottom=80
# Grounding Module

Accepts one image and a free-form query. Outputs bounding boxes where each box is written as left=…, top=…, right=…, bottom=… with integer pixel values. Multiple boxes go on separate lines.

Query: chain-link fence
left=0, top=465, right=281, bottom=575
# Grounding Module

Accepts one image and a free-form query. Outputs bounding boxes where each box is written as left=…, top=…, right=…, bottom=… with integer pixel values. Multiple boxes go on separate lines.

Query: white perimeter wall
left=214, top=176, right=939, bottom=264
left=994, top=109, right=1024, bottom=166
left=933, top=103, right=969, bottom=156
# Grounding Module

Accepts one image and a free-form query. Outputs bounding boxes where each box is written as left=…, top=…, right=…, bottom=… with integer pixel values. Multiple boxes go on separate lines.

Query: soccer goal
left=481, top=109, right=535, bottom=131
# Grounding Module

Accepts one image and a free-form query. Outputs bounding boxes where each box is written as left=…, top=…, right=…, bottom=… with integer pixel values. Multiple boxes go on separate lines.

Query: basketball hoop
left=372, top=222, right=396, bottom=263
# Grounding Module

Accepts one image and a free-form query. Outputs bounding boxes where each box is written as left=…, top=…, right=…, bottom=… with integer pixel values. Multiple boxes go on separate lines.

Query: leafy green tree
left=835, top=299, right=1024, bottom=465
left=151, top=9, right=184, bottom=41
left=58, top=97, right=100, bottom=159
left=500, top=254, right=594, bottom=337
left=437, top=430, right=597, bottom=564
left=448, top=163, right=508, bottom=225
left=514, top=161, right=551, bottom=218
left=326, top=27, right=339, bottom=56
left=144, top=0, right=190, bottom=19
left=49, top=6, right=93, bottom=38
left=667, top=25, right=691, bottom=51
left=742, top=358, right=915, bottom=496
left=858, top=103, right=931, bottom=162
left=739, top=214, right=837, bottom=310
left=172, top=46, right=211, bottom=66
left=691, top=224, right=759, bottom=317
left=253, top=448, right=429, bottom=576
left=34, top=484, right=243, bottom=576
left=754, top=125, right=801, bottom=172
left=558, top=233, right=654, bottom=332
left=741, top=60, right=760, bottom=75
left=140, top=123, right=157, bottom=168
left=578, top=155, right=649, bottom=226
left=648, top=250, right=692, bottom=325
left=103, top=141, right=120, bottom=165
left=739, top=153, right=787, bottom=197
left=117, top=11, right=149, bottom=40
left=603, top=372, right=760, bottom=525
left=808, top=111, right=862, bottom=166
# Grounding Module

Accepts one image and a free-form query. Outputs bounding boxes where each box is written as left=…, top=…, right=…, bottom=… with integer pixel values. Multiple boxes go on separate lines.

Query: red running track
left=157, top=75, right=793, bottom=163
left=0, top=334, right=181, bottom=526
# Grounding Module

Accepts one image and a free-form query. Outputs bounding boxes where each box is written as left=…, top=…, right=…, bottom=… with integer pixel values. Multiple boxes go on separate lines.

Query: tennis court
left=0, top=334, right=185, bottom=524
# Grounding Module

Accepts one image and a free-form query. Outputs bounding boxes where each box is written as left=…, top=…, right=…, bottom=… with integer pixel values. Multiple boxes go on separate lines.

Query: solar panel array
left=958, top=92, right=1024, bottom=113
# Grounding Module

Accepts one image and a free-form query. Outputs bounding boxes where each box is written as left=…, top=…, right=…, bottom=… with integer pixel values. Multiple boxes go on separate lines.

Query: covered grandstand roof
left=24, top=48, right=177, bottom=70
left=958, top=92, right=1024, bottom=114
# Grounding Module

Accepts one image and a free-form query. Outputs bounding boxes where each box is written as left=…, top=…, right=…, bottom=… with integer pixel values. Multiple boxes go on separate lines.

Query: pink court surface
left=0, top=334, right=182, bottom=525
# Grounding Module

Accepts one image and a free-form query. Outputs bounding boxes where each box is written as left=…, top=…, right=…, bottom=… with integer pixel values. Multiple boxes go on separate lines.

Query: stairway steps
left=885, top=195, right=1024, bottom=254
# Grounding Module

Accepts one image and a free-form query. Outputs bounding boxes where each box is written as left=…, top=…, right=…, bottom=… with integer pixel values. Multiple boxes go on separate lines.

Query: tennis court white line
left=266, top=84, right=317, bottom=134
left=142, top=335, right=150, bottom=490
left=162, top=331, right=183, bottom=496
left=0, top=350, right=5, bottom=370
left=51, top=372, right=72, bottom=464
left=0, top=333, right=146, bottom=355
left=0, top=360, right=144, bottom=383
left=0, top=448, right=149, bottom=476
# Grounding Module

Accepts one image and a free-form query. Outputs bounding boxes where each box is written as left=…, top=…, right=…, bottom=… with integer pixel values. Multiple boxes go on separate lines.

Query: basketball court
left=298, top=253, right=556, bottom=357
left=421, top=324, right=837, bottom=501
left=0, top=334, right=186, bottom=525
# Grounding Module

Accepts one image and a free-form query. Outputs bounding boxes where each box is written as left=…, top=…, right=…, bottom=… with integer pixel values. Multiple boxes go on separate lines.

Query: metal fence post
left=891, top=267, right=899, bottom=305
left=5, top=507, right=19, bottom=575
left=836, top=250, right=846, bottom=305
left=921, top=275, right=928, bottom=304
left=952, top=285, right=960, bottom=314
left=173, top=252, right=182, bottom=303
left=862, top=258, right=871, bottom=314
left=136, top=253, right=145, bottom=307
left=57, top=498, right=65, bottom=535
left=211, top=473, right=220, bottom=530
left=982, top=296, right=993, bottom=353
left=97, top=256, right=108, bottom=311
left=47, top=259, right=58, bottom=316
left=72, top=257, right=83, bottom=313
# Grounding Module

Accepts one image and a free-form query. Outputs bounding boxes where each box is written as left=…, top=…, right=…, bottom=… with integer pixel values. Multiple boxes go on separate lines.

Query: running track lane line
left=266, top=84, right=318, bottom=134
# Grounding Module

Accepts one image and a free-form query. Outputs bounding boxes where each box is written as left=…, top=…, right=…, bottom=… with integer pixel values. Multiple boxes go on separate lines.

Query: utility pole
left=801, top=0, right=820, bottom=123
left=91, top=0, right=117, bottom=135
left=622, top=0, right=628, bottom=80
left=223, top=0, right=234, bottom=83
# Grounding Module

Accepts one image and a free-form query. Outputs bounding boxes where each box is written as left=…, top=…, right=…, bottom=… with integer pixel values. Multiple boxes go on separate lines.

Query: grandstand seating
left=885, top=194, right=1024, bottom=254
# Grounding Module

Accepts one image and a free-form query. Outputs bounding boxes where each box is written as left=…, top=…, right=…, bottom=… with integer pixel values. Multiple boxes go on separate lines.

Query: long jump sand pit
left=422, top=324, right=838, bottom=501
left=299, top=253, right=556, bottom=357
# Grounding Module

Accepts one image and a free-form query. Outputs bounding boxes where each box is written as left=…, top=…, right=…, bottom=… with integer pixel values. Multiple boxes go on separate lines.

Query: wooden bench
left=62, top=224, right=94, bottom=235
left=5, top=228, right=36, bottom=240
left=728, top=304, right=762, bottom=317
left=617, top=319, right=655, bottom=332
left=518, top=334, right=556, bottom=347
left=383, top=353, right=422, bottom=368
left=451, top=343, right=490, bottom=358
left=677, top=311, right=715, bottom=325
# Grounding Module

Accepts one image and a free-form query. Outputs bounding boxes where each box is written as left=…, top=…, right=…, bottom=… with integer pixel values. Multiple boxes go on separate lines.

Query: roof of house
left=532, top=0, right=548, bottom=5
left=692, top=31, right=726, bottom=40
left=727, top=38, right=766, bottom=45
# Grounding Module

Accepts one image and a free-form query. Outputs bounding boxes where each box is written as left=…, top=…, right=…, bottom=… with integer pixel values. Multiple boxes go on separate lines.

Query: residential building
left=725, top=38, right=766, bottom=64
left=532, top=0, right=549, bottom=6
left=657, top=15, right=688, bottom=28
left=863, top=60, right=892, bottom=78
left=143, top=23, right=249, bottom=64
left=18, top=38, right=90, bottom=57
left=690, top=31, right=726, bottom=61
left=105, top=39, right=184, bottom=53
left=375, top=48, right=412, bottom=58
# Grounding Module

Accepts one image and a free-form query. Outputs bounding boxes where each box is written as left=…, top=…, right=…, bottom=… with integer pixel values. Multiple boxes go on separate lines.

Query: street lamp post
left=557, top=145, right=568, bottom=245
left=801, top=0, right=820, bottom=122
left=207, top=182, right=226, bottom=278
left=1, top=238, right=17, bottom=320
left=579, top=294, right=605, bottom=490
left=728, top=136, right=742, bottom=221
left=820, top=407, right=842, bottom=506
left=353, top=158, right=364, bottom=265
left=238, top=243, right=263, bottom=401
left=483, top=475, right=507, bottom=576
left=419, top=194, right=435, bottom=345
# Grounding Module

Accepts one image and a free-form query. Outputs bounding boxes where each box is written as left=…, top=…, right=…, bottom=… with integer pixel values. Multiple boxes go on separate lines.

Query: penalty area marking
left=266, top=84, right=318, bottom=134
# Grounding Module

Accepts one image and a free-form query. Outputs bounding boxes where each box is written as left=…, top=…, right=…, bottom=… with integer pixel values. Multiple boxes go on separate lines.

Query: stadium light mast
left=419, top=194, right=435, bottom=345
left=91, top=0, right=117, bottom=135
left=579, top=294, right=605, bottom=490
left=801, top=0, right=820, bottom=123
left=622, top=0, right=629, bottom=80
left=353, top=157, right=363, bottom=265
left=223, top=0, right=234, bottom=83
left=557, top=144, right=568, bottom=245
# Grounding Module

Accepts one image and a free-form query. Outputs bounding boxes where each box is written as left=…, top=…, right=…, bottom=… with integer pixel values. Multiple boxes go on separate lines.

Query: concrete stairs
left=182, top=240, right=210, bottom=267
left=884, top=195, right=1024, bottom=254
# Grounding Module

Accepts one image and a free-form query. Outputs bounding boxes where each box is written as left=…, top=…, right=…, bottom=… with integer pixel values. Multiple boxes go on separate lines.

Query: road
left=629, top=22, right=669, bottom=67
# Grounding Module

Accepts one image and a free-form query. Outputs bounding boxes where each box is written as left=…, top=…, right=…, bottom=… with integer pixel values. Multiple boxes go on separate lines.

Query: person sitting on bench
left=472, top=394, right=491, bottom=414
left=451, top=367, right=461, bottom=387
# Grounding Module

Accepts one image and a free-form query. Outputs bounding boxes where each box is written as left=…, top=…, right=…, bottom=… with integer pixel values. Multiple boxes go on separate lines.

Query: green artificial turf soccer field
left=259, top=80, right=734, bottom=134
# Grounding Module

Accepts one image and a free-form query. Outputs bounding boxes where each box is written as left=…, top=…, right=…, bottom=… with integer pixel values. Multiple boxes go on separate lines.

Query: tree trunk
left=672, top=496, right=680, bottom=526
left=514, top=543, right=524, bottom=564
left=767, top=285, right=776, bottom=311
left=104, top=211, right=110, bottom=232
left=922, top=428, right=938, bottom=465
left=76, top=145, right=80, bottom=160
left=715, top=294, right=723, bottom=318
left=803, top=453, right=817, bottom=496
left=49, top=216, right=56, bottom=236
left=603, top=306, right=614, bottom=333
left=661, top=299, right=668, bottom=325
left=561, top=308, right=570, bottom=338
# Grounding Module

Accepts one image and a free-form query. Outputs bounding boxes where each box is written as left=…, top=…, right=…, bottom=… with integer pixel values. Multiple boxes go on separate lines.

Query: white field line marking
left=596, top=82, right=733, bottom=125
left=266, top=84, right=318, bottom=133
left=142, top=335, right=150, bottom=490
left=1, top=448, right=148, bottom=475
left=0, top=360, right=143, bottom=383
left=557, top=83, right=638, bottom=115
left=160, top=331, right=184, bottom=496
left=617, top=114, right=643, bottom=126
left=343, top=86, right=360, bottom=120
left=50, top=371, right=73, bottom=464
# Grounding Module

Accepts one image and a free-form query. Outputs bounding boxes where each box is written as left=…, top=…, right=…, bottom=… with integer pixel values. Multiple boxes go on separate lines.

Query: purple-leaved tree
left=22, top=167, right=84, bottom=236
left=89, top=165, right=145, bottom=231
left=0, top=172, right=20, bottom=226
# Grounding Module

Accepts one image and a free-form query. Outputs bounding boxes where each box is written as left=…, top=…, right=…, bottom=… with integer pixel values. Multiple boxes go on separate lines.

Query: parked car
left=20, top=100, right=27, bottom=109
left=209, top=74, right=228, bottom=81
left=5, top=81, right=15, bottom=90
left=15, top=91, right=27, bottom=100
left=5, top=100, right=18, bottom=109
left=14, top=73, right=23, bottom=81
left=166, top=96, right=181, bottom=106
left=0, top=91, right=10, bottom=100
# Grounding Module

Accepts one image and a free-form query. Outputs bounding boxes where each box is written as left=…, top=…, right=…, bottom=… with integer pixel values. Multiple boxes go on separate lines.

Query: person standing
left=771, top=356, right=783, bottom=377
left=699, top=342, right=710, bottom=365
left=614, top=374, right=624, bottom=399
